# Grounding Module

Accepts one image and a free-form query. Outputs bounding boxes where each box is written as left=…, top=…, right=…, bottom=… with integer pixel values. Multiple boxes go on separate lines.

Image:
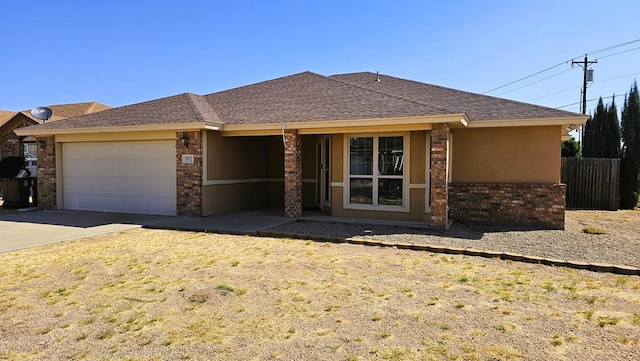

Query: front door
left=316, top=136, right=330, bottom=209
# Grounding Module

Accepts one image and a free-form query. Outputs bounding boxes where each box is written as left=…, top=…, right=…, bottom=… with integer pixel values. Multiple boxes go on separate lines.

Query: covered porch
left=203, top=122, right=454, bottom=228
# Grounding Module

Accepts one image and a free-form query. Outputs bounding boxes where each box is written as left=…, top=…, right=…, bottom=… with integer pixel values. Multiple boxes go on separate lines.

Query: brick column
left=1, top=132, right=21, bottom=158
left=430, top=124, right=450, bottom=228
left=36, top=136, right=56, bottom=209
left=284, top=129, right=302, bottom=218
left=176, top=131, right=203, bottom=216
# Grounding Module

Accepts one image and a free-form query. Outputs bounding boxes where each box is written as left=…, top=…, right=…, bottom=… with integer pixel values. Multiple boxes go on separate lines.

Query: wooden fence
left=561, top=157, right=620, bottom=210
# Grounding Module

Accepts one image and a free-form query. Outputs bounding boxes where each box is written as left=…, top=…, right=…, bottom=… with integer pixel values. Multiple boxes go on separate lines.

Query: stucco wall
left=451, top=126, right=561, bottom=183
left=203, top=132, right=270, bottom=215
left=203, top=183, right=269, bottom=215
left=301, top=135, right=319, bottom=208
left=206, top=132, right=269, bottom=180
left=203, top=133, right=317, bottom=215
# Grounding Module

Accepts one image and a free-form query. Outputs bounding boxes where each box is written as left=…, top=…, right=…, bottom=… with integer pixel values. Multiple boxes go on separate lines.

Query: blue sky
left=1, top=0, right=639, bottom=116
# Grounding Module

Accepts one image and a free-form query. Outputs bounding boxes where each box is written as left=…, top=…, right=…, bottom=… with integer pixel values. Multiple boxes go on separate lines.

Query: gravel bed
left=266, top=210, right=640, bottom=268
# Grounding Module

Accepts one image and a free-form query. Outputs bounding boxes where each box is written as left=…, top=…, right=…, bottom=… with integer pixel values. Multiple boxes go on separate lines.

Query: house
left=15, top=72, right=588, bottom=228
left=1, top=102, right=111, bottom=161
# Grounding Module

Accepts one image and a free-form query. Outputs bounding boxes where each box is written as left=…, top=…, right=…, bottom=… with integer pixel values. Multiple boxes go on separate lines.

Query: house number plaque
left=182, top=154, right=195, bottom=164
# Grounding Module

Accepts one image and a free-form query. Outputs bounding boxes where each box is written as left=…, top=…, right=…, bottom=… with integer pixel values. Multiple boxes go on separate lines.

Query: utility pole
left=572, top=54, right=597, bottom=114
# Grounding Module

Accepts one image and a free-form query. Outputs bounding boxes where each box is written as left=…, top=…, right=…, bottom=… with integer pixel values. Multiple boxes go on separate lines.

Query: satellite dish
left=31, top=106, right=53, bottom=122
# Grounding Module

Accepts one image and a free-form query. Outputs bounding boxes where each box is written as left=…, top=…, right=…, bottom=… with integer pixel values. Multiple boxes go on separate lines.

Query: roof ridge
left=206, top=71, right=320, bottom=97
left=327, top=72, right=459, bottom=115
left=184, top=93, right=224, bottom=124
left=364, top=72, right=579, bottom=116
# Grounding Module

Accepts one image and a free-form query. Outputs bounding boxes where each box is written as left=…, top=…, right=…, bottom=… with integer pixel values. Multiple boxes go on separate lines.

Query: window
left=23, top=143, right=37, bottom=159
left=348, top=135, right=405, bottom=209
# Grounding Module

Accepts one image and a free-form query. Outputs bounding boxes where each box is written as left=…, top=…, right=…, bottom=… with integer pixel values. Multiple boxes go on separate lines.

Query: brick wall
left=284, top=129, right=302, bottom=218
left=176, top=131, right=203, bottom=216
left=430, top=124, right=449, bottom=228
left=1, top=132, right=21, bottom=158
left=36, top=137, right=56, bottom=209
left=449, top=183, right=566, bottom=229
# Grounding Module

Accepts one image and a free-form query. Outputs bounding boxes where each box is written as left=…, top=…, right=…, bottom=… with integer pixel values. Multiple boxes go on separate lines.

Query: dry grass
left=0, top=221, right=639, bottom=360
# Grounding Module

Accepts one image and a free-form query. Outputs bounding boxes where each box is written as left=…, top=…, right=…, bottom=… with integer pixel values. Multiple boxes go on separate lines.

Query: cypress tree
left=620, top=82, right=640, bottom=209
left=582, top=98, right=607, bottom=157
left=582, top=115, right=594, bottom=157
left=581, top=97, right=621, bottom=158
left=604, top=96, right=621, bottom=158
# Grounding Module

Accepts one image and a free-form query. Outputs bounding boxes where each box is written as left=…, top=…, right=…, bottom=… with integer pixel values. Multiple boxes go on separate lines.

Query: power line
left=527, top=71, right=640, bottom=102
left=527, top=85, right=579, bottom=101
left=587, top=38, right=640, bottom=56
left=556, top=93, right=623, bottom=109
left=495, top=68, right=575, bottom=96
left=483, top=38, right=640, bottom=95
left=596, top=45, right=640, bottom=60
left=594, top=71, right=640, bottom=84
left=482, top=62, right=567, bottom=94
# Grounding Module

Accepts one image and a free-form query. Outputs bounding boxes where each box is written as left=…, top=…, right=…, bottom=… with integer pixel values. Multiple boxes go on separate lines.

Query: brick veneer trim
left=283, top=129, right=302, bottom=218
left=36, top=136, right=56, bottom=209
left=176, top=131, right=203, bottom=216
left=430, top=124, right=449, bottom=228
left=449, top=183, right=566, bottom=229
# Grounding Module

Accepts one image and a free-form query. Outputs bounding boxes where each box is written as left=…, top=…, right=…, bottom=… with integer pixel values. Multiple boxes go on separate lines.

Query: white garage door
left=62, top=141, right=177, bottom=216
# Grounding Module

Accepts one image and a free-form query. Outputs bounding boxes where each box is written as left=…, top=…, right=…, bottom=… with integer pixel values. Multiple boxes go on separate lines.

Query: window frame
left=344, top=132, right=410, bottom=212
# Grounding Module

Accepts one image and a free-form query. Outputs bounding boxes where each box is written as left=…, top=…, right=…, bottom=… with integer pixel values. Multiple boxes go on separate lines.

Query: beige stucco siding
left=203, top=183, right=268, bottom=215
left=331, top=134, right=344, bottom=183
left=203, top=132, right=273, bottom=215
left=409, top=130, right=427, bottom=184
left=451, top=126, right=561, bottom=183
left=206, top=132, right=269, bottom=180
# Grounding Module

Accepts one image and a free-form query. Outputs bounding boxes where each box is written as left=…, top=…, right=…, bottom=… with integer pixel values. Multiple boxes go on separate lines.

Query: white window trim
left=343, top=132, right=410, bottom=213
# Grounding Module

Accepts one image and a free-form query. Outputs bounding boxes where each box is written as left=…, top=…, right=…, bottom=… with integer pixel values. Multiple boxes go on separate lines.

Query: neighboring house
left=15, top=72, right=587, bottom=228
left=1, top=102, right=111, bottom=161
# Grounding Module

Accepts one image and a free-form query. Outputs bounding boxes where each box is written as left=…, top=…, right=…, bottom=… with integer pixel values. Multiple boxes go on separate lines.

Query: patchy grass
left=0, top=228, right=638, bottom=360
left=582, top=227, right=607, bottom=235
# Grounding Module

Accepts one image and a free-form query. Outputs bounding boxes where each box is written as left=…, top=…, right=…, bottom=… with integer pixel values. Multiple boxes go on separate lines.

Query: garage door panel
left=64, top=176, right=174, bottom=196
left=65, top=160, right=175, bottom=178
left=64, top=194, right=175, bottom=215
left=62, top=141, right=177, bottom=216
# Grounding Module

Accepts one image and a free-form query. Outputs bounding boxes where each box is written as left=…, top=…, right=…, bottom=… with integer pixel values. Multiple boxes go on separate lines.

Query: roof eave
left=14, top=122, right=217, bottom=137
left=220, top=113, right=470, bottom=136
left=467, top=115, right=589, bottom=129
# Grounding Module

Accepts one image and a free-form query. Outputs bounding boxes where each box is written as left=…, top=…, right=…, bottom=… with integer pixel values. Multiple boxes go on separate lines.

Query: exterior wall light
left=37, top=139, right=46, bottom=149
left=181, top=133, right=189, bottom=148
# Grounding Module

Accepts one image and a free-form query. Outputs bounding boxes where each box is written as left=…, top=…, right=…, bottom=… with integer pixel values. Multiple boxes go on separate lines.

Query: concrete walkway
left=0, top=208, right=429, bottom=254
left=0, top=208, right=637, bottom=275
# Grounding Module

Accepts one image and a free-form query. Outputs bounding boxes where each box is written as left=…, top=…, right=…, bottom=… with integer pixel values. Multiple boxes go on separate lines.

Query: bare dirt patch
left=1, top=223, right=639, bottom=360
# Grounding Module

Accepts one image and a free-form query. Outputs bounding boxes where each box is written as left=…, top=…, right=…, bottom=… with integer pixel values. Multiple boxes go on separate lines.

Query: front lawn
left=1, top=229, right=639, bottom=360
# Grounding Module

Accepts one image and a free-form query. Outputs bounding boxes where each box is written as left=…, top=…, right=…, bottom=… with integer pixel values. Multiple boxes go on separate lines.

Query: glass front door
left=316, top=136, right=330, bottom=208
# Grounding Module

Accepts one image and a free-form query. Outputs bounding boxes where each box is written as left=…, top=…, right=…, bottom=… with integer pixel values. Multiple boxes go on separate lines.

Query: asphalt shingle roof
left=1, top=102, right=111, bottom=129
left=29, top=93, right=220, bottom=130
left=18, top=71, right=582, bottom=133
left=330, top=72, right=578, bottom=121
left=205, top=71, right=449, bottom=124
left=0, top=110, right=16, bottom=127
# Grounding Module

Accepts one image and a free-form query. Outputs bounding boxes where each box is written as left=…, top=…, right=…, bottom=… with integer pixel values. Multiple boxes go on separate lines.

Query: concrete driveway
left=0, top=210, right=171, bottom=253
left=0, top=209, right=294, bottom=254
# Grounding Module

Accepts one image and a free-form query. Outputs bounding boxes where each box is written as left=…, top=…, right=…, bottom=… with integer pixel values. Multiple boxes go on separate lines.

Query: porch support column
left=430, top=123, right=450, bottom=228
left=36, top=136, right=56, bottom=210
left=176, top=131, right=203, bottom=216
left=283, top=129, right=302, bottom=218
